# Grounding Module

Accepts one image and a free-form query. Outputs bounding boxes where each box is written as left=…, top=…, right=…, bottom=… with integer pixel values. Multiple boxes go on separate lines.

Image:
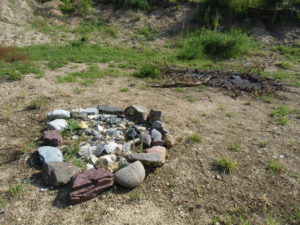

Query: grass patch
left=134, top=64, right=161, bottom=79
left=8, top=184, right=23, bottom=196
left=128, top=190, right=141, bottom=202
left=177, top=29, right=256, bottom=60
left=172, top=87, right=185, bottom=92
left=275, top=61, right=293, bottom=69
left=225, top=112, right=234, bottom=118
left=270, top=105, right=292, bottom=125
left=187, top=97, right=197, bottom=102
left=21, top=141, right=40, bottom=154
left=120, top=87, right=129, bottom=92
left=274, top=45, right=300, bottom=62
left=61, top=119, right=81, bottom=136
left=267, top=160, right=285, bottom=174
left=259, top=141, right=268, bottom=148
left=228, top=143, right=241, bottom=151
left=213, top=157, right=237, bottom=174
left=27, top=96, right=48, bottom=110
left=57, top=66, right=122, bottom=83
left=188, top=133, right=203, bottom=143
left=138, top=26, right=157, bottom=41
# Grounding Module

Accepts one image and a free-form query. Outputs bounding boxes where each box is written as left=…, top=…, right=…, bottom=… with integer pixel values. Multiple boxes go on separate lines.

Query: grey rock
left=70, top=111, right=89, bottom=120
left=148, top=109, right=164, bottom=123
left=48, top=119, right=68, bottom=131
left=115, top=161, right=145, bottom=188
left=141, top=133, right=151, bottom=147
left=151, top=121, right=168, bottom=135
left=72, top=108, right=98, bottom=115
left=98, top=105, right=124, bottom=115
left=127, top=153, right=164, bottom=166
left=38, top=146, right=63, bottom=164
left=124, top=105, right=149, bottom=124
left=94, top=143, right=105, bottom=157
left=122, top=143, right=132, bottom=153
left=42, top=162, right=81, bottom=186
left=151, top=129, right=162, bottom=141
left=97, top=154, right=117, bottom=168
left=125, top=128, right=138, bottom=140
left=105, top=142, right=119, bottom=154
left=47, top=109, right=70, bottom=120
left=79, top=144, right=97, bottom=161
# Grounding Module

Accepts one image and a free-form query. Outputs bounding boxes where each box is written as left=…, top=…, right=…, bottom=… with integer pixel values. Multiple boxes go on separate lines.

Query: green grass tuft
left=267, top=160, right=285, bottom=174
left=189, top=133, right=203, bottom=143
left=228, top=143, right=241, bottom=151
left=213, top=157, right=237, bottom=173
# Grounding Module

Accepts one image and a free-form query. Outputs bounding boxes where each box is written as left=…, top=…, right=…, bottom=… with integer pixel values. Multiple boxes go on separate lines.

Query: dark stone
left=151, top=121, right=168, bottom=135
left=151, top=140, right=165, bottom=147
left=124, top=105, right=149, bottom=124
left=69, top=168, right=114, bottom=205
left=42, top=130, right=63, bottom=146
left=125, top=128, right=138, bottom=140
left=98, top=105, right=124, bottom=115
left=148, top=109, right=164, bottom=123
left=42, top=162, right=81, bottom=186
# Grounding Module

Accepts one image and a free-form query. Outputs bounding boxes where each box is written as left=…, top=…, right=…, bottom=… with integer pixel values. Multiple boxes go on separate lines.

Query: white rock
left=105, top=142, right=119, bottom=154
left=48, top=119, right=68, bottom=131
left=97, top=154, right=117, bottom=168
left=86, top=163, right=94, bottom=169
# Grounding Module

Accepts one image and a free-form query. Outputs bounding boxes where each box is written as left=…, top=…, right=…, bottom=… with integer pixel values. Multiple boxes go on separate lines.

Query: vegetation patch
left=213, top=157, right=237, bottom=174
left=267, top=160, right=285, bottom=174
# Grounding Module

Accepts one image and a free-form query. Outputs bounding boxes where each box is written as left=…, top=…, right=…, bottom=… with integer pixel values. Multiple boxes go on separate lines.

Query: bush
left=177, top=29, right=254, bottom=60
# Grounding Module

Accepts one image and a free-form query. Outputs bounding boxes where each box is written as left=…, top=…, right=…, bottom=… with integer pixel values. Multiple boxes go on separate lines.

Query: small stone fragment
left=151, top=129, right=162, bottom=141
left=148, top=109, right=164, bottom=123
left=42, top=130, right=63, bottom=146
left=37, top=146, right=63, bottom=164
left=151, top=140, right=166, bottom=147
left=69, top=168, right=114, bottom=204
left=48, top=119, right=68, bottom=131
left=47, top=109, right=70, bottom=120
left=127, top=153, right=164, bottom=166
left=115, top=161, right=145, bottom=188
left=42, top=162, right=81, bottom=186
left=124, top=105, right=149, bottom=124
left=98, top=105, right=124, bottom=115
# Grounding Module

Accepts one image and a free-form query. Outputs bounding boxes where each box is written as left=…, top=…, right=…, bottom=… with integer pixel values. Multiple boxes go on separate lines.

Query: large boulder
left=124, top=105, right=149, bottom=124
left=42, top=162, right=81, bottom=186
left=69, top=168, right=114, bottom=205
left=37, top=146, right=63, bottom=164
left=98, top=105, right=124, bottom=115
left=115, top=161, right=145, bottom=188
left=42, top=130, right=63, bottom=146
left=47, top=109, right=70, bottom=120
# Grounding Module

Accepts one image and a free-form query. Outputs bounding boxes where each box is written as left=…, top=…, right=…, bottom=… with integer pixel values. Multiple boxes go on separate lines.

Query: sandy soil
left=0, top=64, right=299, bottom=224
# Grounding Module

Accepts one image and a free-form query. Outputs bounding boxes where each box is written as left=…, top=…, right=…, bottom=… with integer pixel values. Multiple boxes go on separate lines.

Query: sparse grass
left=128, top=190, right=141, bottom=202
left=73, top=87, right=85, bottom=94
left=244, top=101, right=252, bottom=105
left=265, top=216, right=281, bottom=225
left=27, top=96, right=48, bottom=110
left=187, top=97, right=197, bottom=103
left=275, top=61, right=292, bottom=69
left=228, top=143, right=241, bottom=151
left=267, top=160, right=285, bottom=174
left=61, top=119, right=81, bottom=136
left=172, top=87, right=185, bottom=92
left=106, top=80, right=114, bottom=85
left=270, top=105, right=292, bottom=125
left=21, top=141, right=40, bottom=154
left=188, top=133, right=203, bottom=143
left=213, top=157, right=237, bottom=173
left=120, top=87, right=129, bottom=92
left=259, top=141, right=268, bottom=148
left=259, top=93, right=274, bottom=104
left=134, top=64, right=161, bottom=79
left=84, top=213, right=95, bottom=222
left=219, top=104, right=226, bottom=110
left=190, top=118, right=201, bottom=124
left=138, top=26, right=157, bottom=41
left=8, top=184, right=23, bottom=196
left=198, top=84, right=206, bottom=91
left=274, top=45, right=300, bottom=63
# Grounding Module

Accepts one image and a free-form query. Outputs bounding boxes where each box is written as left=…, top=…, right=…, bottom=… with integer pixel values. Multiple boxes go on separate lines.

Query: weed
left=187, top=97, right=197, bottom=103
left=213, top=157, right=237, bottom=173
left=27, top=96, right=48, bottom=110
left=198, top=84, right=206, bottom=91
left=270, top=105, right=291, bottom=125
left=267, top=160, right=285, bottom=174
left=120, top=87, right=129, bottom=92
left=172, top=87, right=185, bottom=92
left=228, top=143, right=241, bottom=151
left=225, top=112, right=234, bottom=118
left=219, top=104, right=226, bottom=110
left=61, top=119, right=81, bottom=136
left=134, top=64, right=161, bottom=79
left=84, top=213, right=95, bottom=222
left=21, top=141, right=40, bottom=154
left=8, top=184, right=23, bottom=196
left=60, top=0, right=91, bottom=16
left=274, top=45, right=300, bottom=62
left=138, top=26, right=157, bottom=41
left=128, top=190, right=141, bottom=201
left=265, top=216, right=280, bottom=225
left=244, top=101, right=252, bottom=105
left=189, top=133, right=203, bottom=143
left=106, top=80, right=114, bottom=85
left=259, top=141, right=268, bottom=148
left=190, top=118, right=201, bottom=124
left=73, top=87, right=85, bottom=94
left=275, top=61, right=292, bottom=69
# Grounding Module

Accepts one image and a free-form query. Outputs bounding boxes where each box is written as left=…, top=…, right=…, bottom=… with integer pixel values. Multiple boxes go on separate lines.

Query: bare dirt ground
left=0, top=64, right=299, bottom=224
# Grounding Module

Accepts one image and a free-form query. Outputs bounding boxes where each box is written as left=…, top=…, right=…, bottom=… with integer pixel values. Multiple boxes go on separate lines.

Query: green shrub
left=177, top=29, right=254, bottom=60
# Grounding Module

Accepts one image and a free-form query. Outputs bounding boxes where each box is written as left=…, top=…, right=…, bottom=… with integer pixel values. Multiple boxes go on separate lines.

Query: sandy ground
left=0, top=65, right=299, bottom=224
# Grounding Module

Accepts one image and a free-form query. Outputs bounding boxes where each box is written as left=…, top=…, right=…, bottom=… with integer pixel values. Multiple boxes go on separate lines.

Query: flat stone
left=148, top=109, right=164, bottom=123
left=47, top=109, right=70, bottom=120
left=127, top=153, right=164, bottom=166
left=72, top=108, right=98, bottom=115
left=164, top=133, right=175, bottom=148
left=42, top=130, right=63, bottom=146
left=37, top=146, right=63, bottom=164
left=98, top=105, right=124, bottom=115
left=69, top=168, right=114, bottom=204
left=151, top=129, right=162, bottom=141
left=48, top=119, right=68, bottom=131
left=145, top=146, right=166, bottom=164
left=42, top=162, right=81, bottom=186
left=124, top=105, right=149, bottom=124
left=115, top=161, right=145, bottom=188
